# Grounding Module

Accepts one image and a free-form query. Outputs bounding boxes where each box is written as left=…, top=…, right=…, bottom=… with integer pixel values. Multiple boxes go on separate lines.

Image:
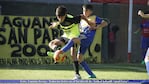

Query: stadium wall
left=0, top=1, right=148, bottom=64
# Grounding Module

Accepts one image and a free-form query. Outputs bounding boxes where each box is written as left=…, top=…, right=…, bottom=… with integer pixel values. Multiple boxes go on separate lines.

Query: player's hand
left=138, top=10, right=144, bottom=16
left=134, top=31, right=138, bottom=34
left=48, top=22, right=59, bottom=29
left=80, top=14, right=87, bottom=20
left=134, top=29, right=140, bottom=34
left=48, top=25, right=53, bottom=29
left=134, top=30, right=140, bottom=34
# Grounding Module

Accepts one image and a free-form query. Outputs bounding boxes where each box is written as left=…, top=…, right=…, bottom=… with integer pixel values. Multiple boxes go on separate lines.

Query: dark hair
left=83, top=4, right=93, bottom=11
left=56, top=5, right=67, bottom=16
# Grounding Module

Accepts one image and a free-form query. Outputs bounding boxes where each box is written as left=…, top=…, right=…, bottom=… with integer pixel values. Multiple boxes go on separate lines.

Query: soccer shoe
left=88, top=74, right=96, bottom=78
left=141, top=60, right=145, bottom=64
left=47, top=51, right=54, bottom=56
left=73, top=74, right=81, bottom=80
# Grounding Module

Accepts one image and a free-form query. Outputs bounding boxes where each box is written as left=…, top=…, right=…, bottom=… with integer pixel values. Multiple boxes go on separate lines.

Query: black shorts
left=57, top=37, right=77, bottom=47
left=57, top=37, right=69, bottom=44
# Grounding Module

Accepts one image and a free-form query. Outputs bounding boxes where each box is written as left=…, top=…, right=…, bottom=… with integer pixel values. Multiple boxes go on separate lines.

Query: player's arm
left=73, top=14, right=96, bottom=27
left=138, top=10, right=149, bottom=19
left=134, top=28, right=141, bottom=34
left=90, top=17, right=108, bottom=30
left=49, top=21, right=60, bottom=29
left=96, top=20, right=108, bottom=29
left=80, top=14, right=96, bottom=27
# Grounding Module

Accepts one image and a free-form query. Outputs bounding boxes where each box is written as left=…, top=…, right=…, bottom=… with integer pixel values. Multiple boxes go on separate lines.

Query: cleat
left=141, top=60, right=145, bottom=64
left=47, top=51, right=54, bottom=56
left=73, top=74, right=81, bottom=80
left=88, top=74, right=96, bottom=78
left=54, top=62, right=59, bottom=64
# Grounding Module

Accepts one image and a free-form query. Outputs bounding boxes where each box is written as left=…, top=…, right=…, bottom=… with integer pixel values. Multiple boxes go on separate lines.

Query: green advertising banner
left=0, top=15, right=102, bottom=65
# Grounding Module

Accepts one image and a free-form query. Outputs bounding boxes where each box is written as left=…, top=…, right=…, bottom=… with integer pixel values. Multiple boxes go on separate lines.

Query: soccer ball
left=53, top=50, right=66, bottom=62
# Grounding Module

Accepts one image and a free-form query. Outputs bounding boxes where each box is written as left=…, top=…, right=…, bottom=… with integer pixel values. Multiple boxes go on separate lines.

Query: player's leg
left=78, top=47, right=96, bottom=78
left=141, top=37, right=148, bottom=64
left=53, top=38, right=80, bottom=62
left=61, top=38, right=80, bottom=52
left=47, top=39, right=62, bottom=57
left=77, top=39, right=96, bottom=78
left=142, top=48, right=149, bottom=84
left=144, top=38, right=149, bottom=77
left=53, top=34, right=84, bottom=56
left=142, top=48, right=148, bottom=64
left=145, top=57, right=149, bottom=76
left=144, top=48, right=149, bottom=77
left=49, top=38, right=66, bottom=51
left=47, top=37, right=67, bottom=56
left=71, top=46, right=81, bottom=80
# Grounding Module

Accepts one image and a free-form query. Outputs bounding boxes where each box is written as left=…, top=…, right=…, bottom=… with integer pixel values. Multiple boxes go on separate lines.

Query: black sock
left=53, top=45, right=61, bottom=52
left=73, top=61, right=79, bottom=75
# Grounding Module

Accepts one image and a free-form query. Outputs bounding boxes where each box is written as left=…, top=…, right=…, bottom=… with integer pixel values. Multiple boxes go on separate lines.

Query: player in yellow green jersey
left=48, top=5, right=94, bottom=80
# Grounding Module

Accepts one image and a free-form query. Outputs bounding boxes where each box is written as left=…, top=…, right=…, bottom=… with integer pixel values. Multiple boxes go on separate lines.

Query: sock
left=73, top=61, right=79, bottom=75
left=145, top=61, right=149, bottom=76
left=53, top=45, right=61, bottom=52
left=61, top=40, right=74, bottom=52
left=80, top=61, right=93, bottom=75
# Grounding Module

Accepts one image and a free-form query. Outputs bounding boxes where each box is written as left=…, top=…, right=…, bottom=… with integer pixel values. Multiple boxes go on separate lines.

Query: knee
left=71, top=55, right=77, bottom=61
left=77, top=54, right=83, bottom=63
left=71, top=38, right=80, bottom=44
left=49, top=40, right=59, bottom=49
left=49, top=41, right=54, bottom=48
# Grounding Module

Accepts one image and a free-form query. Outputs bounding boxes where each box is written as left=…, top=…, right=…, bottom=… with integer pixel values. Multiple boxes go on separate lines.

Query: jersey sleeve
left=95, top=16, right=102, bottom=25
left=72, top=15, right=81, bottom=24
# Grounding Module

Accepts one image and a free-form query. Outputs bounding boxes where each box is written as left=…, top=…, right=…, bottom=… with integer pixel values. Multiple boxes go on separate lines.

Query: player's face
left=56, top=15, right=66, bottom=23
left=83, top=8, right=92, bottom=17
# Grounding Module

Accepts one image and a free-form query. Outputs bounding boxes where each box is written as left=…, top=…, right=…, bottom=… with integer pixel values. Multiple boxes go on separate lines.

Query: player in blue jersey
left=138, top=10, right=149, bottom=79
left=55, top=4, right=108, bottom=79
left=47, top=5, right=94, bottom=80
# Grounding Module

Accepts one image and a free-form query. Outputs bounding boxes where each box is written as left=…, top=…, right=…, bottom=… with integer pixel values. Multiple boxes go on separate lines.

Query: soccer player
left=48, top=5, right=93, bottom=79
left=138, top=10, right=149, bottom=77
left=136, top=10, right=149, bottom=64
left=55, top=4, right=108, bottom=79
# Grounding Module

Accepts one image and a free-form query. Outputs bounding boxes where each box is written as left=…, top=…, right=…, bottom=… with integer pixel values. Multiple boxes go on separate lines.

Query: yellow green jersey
left=59, top=14, right=81, bottom=39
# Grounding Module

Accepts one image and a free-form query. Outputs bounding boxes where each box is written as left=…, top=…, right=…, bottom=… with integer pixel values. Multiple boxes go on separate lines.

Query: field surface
left=0, top=63, right=148, bottom=80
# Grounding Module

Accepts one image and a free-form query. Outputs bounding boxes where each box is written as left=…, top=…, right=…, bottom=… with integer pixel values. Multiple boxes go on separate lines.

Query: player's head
left=56, top=5, right=67, bottom=22
left=82, top=4, right=93, bottom=17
